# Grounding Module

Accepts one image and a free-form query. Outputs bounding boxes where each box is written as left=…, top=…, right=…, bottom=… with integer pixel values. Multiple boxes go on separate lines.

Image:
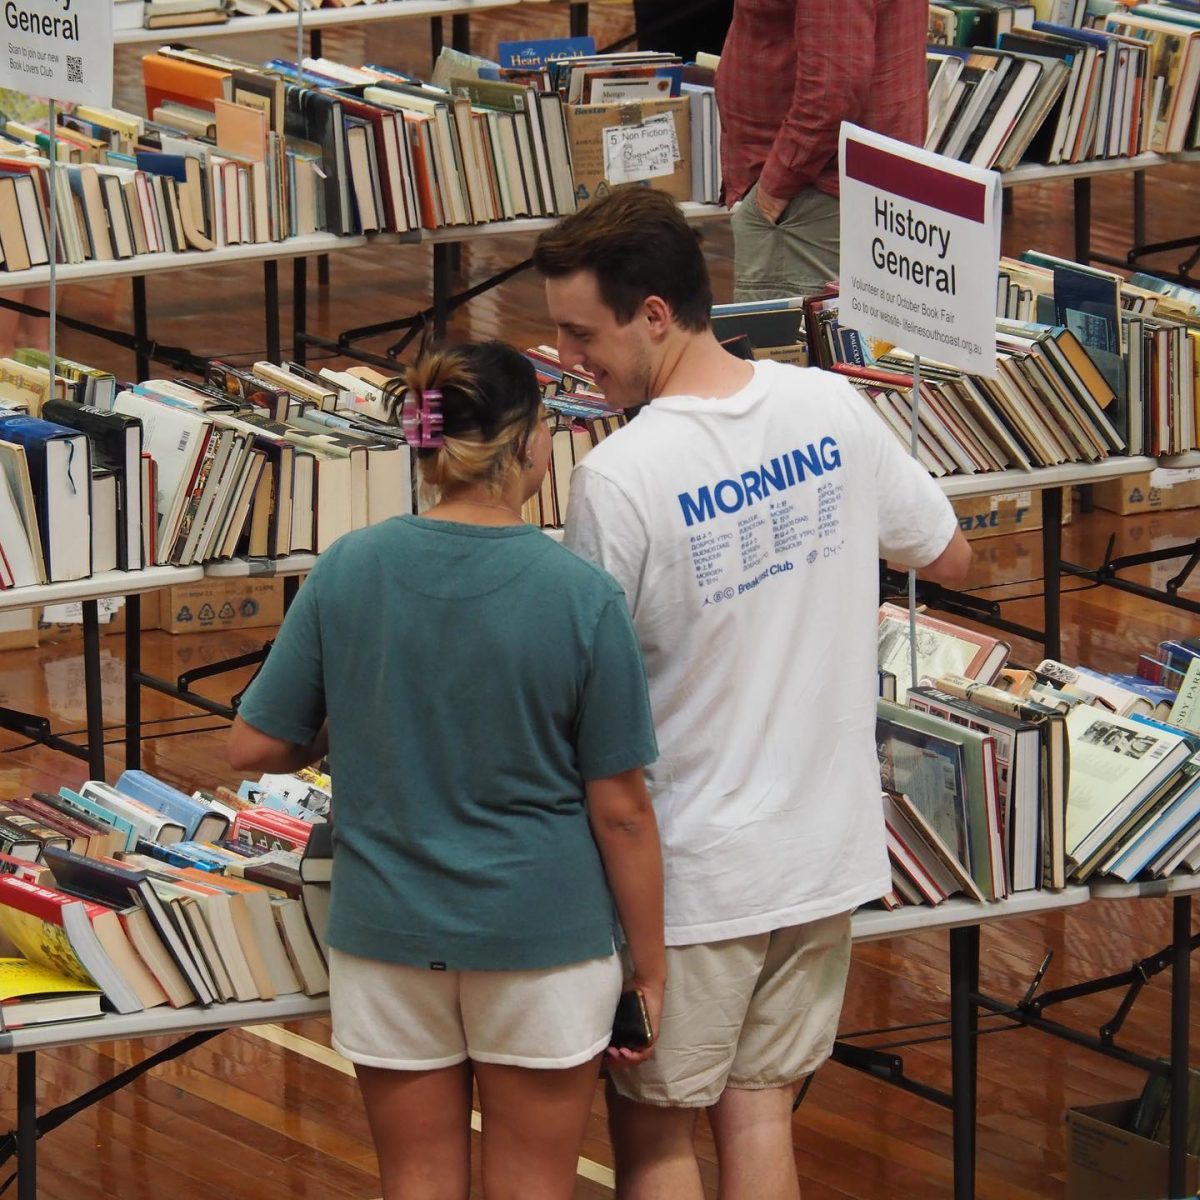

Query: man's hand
left=755, top=185, right=789, bottom=224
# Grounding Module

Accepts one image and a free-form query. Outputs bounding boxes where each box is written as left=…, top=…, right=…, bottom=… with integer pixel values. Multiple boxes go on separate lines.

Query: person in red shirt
left=717, top=0, right=928, bottom=300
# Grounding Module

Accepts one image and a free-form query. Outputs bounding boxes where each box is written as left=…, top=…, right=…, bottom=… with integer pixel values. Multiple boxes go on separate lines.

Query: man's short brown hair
left=532, top=185, right=713, bottom=332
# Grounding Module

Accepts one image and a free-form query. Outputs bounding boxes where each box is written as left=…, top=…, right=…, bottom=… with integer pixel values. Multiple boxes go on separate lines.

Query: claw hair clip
left=400, top=388, right=444, bottom=448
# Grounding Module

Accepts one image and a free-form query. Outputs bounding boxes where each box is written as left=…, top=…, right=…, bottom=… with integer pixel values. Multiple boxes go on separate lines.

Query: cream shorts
left=610, top=911, right=852, bottom=1108
left=329, top=946, right=624, bottom=1071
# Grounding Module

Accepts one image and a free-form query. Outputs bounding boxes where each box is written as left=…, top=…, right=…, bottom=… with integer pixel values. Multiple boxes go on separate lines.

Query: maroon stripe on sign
left=845, top=138, right=986, bottom=223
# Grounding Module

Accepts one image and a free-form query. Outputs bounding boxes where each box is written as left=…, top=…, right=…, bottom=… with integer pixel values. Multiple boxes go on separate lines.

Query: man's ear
left=642, top=294, right=674, bottom=339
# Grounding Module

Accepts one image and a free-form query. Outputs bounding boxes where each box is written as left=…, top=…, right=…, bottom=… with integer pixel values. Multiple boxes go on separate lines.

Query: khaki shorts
left=329, top=946, right=623, bottom=1071
left=610, top=912, right=851, bottom=1108
left=731, top=183, right=841, bottom=302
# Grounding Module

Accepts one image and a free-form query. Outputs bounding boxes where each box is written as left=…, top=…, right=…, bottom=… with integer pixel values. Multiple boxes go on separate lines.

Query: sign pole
left=908, top=352, right=922, bottom=690
left=47, top=99, right=58, bottom=384
left=839, top=121, right=1000, bottom=699
left=297, top=0, right=305, bottom=77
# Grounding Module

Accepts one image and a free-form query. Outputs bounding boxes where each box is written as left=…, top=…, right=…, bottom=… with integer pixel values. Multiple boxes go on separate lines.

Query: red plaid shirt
left=716, top=0, right=928, bottom=204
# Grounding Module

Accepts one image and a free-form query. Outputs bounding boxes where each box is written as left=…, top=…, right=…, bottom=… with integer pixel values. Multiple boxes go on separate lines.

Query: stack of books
left=143, top=0, right=230, bottom=30
left=0, top=765, right=334, bottom=1023
left=924, top=2, right=1200, bottom=169
left=799, top=251, right=1200, bottom=473
left=876, top=604, right=1200, bottom=907
left=521, top=345, right=626, bottom=528
left=0, top=353, right=415, bottom=584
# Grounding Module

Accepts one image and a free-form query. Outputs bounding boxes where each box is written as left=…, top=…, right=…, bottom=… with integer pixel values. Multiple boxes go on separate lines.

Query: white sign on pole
left=838, top=122, right=1001, bottom=378
left=1, top=0, right=113, bottom=106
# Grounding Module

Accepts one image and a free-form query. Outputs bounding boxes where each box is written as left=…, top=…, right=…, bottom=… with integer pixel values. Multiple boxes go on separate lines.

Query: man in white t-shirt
left=534, top=186, right=971, bottom=1200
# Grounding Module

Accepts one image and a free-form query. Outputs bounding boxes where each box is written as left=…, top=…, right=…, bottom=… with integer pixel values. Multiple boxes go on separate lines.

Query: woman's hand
left=605, top=974, right=665, bottom=1068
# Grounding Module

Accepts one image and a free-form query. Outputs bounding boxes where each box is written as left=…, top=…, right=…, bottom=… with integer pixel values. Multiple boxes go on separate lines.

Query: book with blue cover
left=0, top=411, right=92, bottom=581
left=497, top=36, right=595, bottom=70
left=114, top=771, right=230, bottom=843
left=55, top=788, right=138, bottom=853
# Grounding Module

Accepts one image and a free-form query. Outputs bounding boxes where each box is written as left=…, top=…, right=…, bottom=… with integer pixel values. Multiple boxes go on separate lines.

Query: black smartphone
left=611, top=988, right=653, bottom=1049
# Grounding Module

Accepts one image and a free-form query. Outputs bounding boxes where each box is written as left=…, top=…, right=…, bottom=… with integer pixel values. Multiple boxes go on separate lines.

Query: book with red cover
left=231, top=808, right=313, bottom=853
left=0, top=875, right=143, bottom=1012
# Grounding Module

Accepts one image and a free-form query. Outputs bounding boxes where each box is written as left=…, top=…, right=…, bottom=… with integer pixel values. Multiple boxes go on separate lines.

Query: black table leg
left=950, top=924, right=980, bottom=1200
left=293, top=257, right=308, bottom=368
left=125, top=592, right=142, bottom=771
left=1169, top=895, right=1192, bottom=1198
left=133, top=276, right=149, bottom=381
left=264, top=260, right=281, bottom=363
left=433, top=242, right=452, bottom=340
left=17, top=1051, right=36, bottom=1200
left=1133, top=170, right=1146, bottom=251
left=1073, top=177, right=1092, bottom=265
left=82, top=599, right=106, bottom=781
left=1042, top=486, right=1063, bottom=661
left=451, top=13, right=470, bottom=51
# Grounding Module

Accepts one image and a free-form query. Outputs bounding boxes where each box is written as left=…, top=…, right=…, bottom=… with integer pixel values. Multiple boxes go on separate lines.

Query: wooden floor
left=1, top=4, right=1199, bottom=1195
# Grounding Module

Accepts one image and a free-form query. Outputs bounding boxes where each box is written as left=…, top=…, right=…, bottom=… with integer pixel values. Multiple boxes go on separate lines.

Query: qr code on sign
left=67, top=56, right=83, bottom=84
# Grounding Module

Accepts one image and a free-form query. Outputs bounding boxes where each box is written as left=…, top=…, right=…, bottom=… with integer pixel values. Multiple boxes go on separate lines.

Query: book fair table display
left=0, top=878, right=1094, bottom=1200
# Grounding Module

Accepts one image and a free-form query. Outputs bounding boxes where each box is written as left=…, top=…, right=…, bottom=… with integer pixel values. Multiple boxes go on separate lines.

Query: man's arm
left=756, top=0, right=876, bottom=213
left=916, top=527, right=972, bottom=588
left=228, top=716, right=328, bottom=774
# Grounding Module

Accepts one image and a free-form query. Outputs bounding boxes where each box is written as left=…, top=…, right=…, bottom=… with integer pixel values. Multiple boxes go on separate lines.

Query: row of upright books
left=803, top=253, right=1200, bottom=472
left=0, top=766, right=334, bottom=1028
left=875, top=603, right=1200, bottom=908
left=0, top=352, right=415, bottom=588
left=925, top=0, right=1200, bottom=169
left=0, top=37, right=720, bottom=273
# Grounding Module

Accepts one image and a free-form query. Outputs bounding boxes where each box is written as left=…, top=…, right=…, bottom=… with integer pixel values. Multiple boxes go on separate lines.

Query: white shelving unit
left=113, top=0, right=532, bottom=45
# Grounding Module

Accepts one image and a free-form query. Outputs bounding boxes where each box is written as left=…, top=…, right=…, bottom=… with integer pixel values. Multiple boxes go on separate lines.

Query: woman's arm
left=586, top=766, right=665, bottom=1066
left=228, top=715, right=328, bottom=775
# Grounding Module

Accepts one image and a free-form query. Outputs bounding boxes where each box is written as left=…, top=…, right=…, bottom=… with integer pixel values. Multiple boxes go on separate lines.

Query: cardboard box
left=0, top=607, right=39, bottom=652
left=1091, top=466, right=1200, bottom=516
left=161, top=577, right=284, bottom=635
left=567, top=97, right=692, bottom=204
left=38, top=591, right=162, bottom=643
left=1065, top=1100, right=1200, bottom=1200
left=952, top=487, right=1073, bottom=541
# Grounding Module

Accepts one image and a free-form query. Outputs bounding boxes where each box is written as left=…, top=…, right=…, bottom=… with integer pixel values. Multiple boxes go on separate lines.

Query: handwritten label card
left=603, top=119, right=677, bottom=184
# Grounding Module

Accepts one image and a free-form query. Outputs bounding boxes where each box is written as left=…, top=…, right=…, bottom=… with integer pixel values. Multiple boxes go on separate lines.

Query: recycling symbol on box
left=240, top=599, right=259, bottom=617
left=219, top=602, right=236, bottom=619
left=176, top=605, right=193, bottom=623
left=198, top=603, right=215, bottom=622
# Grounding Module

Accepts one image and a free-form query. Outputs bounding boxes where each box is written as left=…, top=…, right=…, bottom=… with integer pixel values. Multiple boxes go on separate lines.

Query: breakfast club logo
left=677, top=437, right=842, bottom=527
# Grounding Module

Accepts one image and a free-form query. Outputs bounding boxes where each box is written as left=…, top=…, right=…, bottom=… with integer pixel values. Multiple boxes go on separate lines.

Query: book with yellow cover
left=0, top=956, right=102, bottom=1029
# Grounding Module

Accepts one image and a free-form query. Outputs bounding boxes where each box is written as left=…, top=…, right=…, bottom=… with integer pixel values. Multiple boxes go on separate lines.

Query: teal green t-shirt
left=237, top=516, right=658, bottom=971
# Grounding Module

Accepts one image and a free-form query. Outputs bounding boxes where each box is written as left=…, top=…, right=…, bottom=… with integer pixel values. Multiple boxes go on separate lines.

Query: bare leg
left=607, top=1079, right=704, bottom=1200
left=472, top=1055, right=601, bottom=1200
left=354, top=1062, right=472, bottom=1200
left=708, top=1083, right=801, bottom=1200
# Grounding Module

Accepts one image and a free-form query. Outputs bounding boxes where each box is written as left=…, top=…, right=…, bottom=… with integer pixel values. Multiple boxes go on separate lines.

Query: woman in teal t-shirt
left=229, top=341, right=664, bottom=1200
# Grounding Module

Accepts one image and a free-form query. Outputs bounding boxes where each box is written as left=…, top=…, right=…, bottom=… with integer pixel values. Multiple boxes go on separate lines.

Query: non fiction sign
left=839, top=123, right=1000, bottom=377
left=1, top=0, right=112, bottom=106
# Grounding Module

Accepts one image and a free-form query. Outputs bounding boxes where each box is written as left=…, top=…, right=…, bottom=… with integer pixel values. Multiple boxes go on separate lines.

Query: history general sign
left=838, top=122, right=1000, bottom=377
left=2, top=0, right=112, bottom=107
